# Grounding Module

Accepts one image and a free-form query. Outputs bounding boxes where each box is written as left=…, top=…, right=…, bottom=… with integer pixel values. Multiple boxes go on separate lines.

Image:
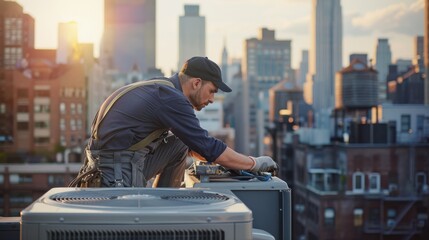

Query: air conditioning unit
left=21, top=187, right=253, bottom=240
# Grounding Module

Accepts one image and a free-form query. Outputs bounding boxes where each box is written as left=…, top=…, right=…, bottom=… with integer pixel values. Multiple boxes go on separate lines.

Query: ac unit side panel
left=22, top=222, right=253, bottom=240
left=187, top=177, right=292, bottom=240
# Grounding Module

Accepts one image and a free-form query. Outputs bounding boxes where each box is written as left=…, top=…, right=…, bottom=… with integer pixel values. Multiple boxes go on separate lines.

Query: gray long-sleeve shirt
left=90, top=73, right=227, bottom=162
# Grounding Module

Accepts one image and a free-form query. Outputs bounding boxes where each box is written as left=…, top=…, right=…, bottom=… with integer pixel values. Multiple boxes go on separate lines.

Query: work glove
left=250, top=156, right=278, bottom=173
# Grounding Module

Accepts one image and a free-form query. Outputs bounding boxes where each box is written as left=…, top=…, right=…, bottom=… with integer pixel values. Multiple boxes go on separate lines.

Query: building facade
left=0, top=49, right=87, bottom=163
left=292, top=142, right=429, bottom=240
left=242, top=28, right=292, bottom=156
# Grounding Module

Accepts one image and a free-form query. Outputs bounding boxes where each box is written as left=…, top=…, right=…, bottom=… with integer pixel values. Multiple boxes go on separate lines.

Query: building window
left=369, top=173, right=380, bottom=193
left=416, top=172, right=427, bottom=193
left=354, top=208, right=363, bottom=227
left=34, top=137, right=50, bottom=144
left=60, top=118, right=66, bottom=131
left=5, top=17, right=23, bottom=45
left=34, top=121, right=49, bottom=129
left=60, top=102, right=66, bottom=114
left=34, top=104, right=50, bottom=113
left=9, top=174, right=32, bottom=184
left=70, top=119, right=76, bottom=131
left=77, top=119, right=83, bottom=130
left=369, top=208, right=380, bottom=227
left=4, top=47, right=22, bottom=69
left=400, top=114, right=411, bottom=133
left=70, top=103, right=76, bottom=114
left=387, top=208, right=397, bottom=227
left=60, top=135, right=66, bottom=146
left=0, top=174, right=4, bottom=184
left=324, top=208, right=335, bottom=227
left=0, top=103, right=5, bottom=114
left=353, top=172, right=365, bottom=193
left=17, top=122, right=29, bottom=131
left=77, top=103, right=83, bottom=114
left=48, top=175, right=65, bottom=186
left=416, top=115, right=424, bottom=132
left=17, top=105, right=29, bottom=113
left=9, top=193, right=33, bottom=205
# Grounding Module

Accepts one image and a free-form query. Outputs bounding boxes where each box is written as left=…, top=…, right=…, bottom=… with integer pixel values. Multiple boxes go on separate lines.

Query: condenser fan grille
left=48, top=189, right=230, bottom=207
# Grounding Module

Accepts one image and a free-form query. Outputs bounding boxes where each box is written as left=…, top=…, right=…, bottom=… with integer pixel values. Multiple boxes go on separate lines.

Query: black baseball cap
left=180, top=56, right=232, bottom=92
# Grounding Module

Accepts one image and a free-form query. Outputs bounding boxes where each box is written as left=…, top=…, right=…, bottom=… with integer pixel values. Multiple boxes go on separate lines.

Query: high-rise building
left=221, top=39, right=228, bottom=84
left=178, top=4, right=206, bottom=71
left=0, top=0, right=34, bottom=147
left=297, top=50, right=308, bottom=88
left=0, top=0, right=35, bottom=69
left=101, top=0, right=156, bottom=74
left=56, top=22, right=78, bottom=64
left=242, top=28, right=292, bottom=156
left=374, top=38, right=392, bottom=103
left=304, top=0, right=342, bottom=112
left=414, top=36, right=424, bottom=70
left=425, top=0, right=429, bottom=105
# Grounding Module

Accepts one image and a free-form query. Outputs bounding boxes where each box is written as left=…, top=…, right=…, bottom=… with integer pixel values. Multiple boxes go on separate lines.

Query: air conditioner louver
left=47, top=228, right=225, bottom=240
left=21, top=188, right=253, bottom=240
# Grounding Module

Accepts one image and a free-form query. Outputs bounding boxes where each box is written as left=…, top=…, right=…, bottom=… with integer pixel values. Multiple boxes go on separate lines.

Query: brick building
left=0, top=49, right=87, bottom=162
left=292, top=142, right=429, bottom=240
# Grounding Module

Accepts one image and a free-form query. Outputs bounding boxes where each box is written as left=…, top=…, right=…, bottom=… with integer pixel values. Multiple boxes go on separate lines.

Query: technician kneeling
left=70, top=56, right=277, bottom=188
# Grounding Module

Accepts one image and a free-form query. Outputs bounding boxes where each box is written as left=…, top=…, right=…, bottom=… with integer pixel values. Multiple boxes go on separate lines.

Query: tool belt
left=68, top=137, right=164, bottom=188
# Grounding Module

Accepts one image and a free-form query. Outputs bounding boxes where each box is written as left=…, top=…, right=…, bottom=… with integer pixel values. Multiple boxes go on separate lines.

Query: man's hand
left=250, top=156, right=278, bottom=172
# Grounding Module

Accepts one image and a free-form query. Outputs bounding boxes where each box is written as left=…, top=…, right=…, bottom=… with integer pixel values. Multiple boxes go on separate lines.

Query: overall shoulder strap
left=91, top=79, right=174, bottom=149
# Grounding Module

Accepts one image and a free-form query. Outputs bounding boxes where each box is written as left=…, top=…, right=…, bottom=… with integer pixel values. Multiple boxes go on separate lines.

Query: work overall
left=69, top=79, right=188, bottom=188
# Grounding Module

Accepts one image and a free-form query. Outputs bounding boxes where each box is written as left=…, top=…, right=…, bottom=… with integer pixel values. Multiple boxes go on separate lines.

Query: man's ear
left=193, top=78, right=202, bottom=89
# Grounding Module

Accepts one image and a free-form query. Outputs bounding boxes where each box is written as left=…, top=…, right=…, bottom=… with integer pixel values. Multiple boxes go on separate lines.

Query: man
left=71, top=56, right=277, bottom=188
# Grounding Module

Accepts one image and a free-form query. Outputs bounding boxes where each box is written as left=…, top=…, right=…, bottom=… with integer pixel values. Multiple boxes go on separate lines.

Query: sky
left=14, top=0, right=424, bottom=74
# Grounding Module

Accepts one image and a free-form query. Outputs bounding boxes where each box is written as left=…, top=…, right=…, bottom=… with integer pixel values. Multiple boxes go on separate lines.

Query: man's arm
left=214, top=147, right=279, bottom=173
left=214, top=147, right=255, bottom=170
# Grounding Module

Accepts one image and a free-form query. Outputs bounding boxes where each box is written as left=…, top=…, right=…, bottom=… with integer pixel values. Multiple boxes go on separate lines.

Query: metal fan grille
left=49, top=189, right=230, bottom=207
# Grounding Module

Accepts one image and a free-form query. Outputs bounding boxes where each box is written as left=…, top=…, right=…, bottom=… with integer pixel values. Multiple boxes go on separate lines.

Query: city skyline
left=14, top=0, right=424, bottom=75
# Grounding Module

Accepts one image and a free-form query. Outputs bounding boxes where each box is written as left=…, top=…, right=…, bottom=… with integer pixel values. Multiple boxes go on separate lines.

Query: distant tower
left=101, top=0, right=156, bottom=73
left=304, top=0, right=342, bottom=113
left=178, top=4, right=206, bottom=71
left=57, top=22, right=78, bottom=64
left=414, top=36, right=424, bottom=70
left=297, top=50, right=309, bottom=88
left=374, top=38, right=392, bottom=103
left=425, top=0, right=429, bottom=105
left=221, top=39, right=228, bottom=84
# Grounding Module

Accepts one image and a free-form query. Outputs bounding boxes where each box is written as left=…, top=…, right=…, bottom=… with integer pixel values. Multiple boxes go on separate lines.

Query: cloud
left=348, top=0, right=424, bottom=36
